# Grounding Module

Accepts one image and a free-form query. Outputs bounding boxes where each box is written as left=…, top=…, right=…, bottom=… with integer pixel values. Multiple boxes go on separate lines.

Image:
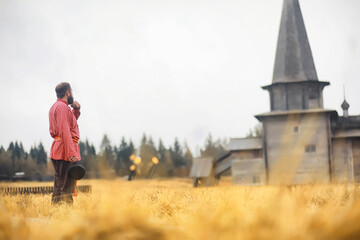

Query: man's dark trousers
left=51, top=159, right=76, bottom=204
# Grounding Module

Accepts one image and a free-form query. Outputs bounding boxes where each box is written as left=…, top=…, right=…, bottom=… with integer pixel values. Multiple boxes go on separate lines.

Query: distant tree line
left=0, top=134, right=228, bottom=181
left=81, top=133, right=227, bottom=179
left=0, top=142, right=49, bottom=181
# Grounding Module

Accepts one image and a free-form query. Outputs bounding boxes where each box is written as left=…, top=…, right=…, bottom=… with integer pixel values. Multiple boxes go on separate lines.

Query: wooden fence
left=0, top=185, right=92, bottom=195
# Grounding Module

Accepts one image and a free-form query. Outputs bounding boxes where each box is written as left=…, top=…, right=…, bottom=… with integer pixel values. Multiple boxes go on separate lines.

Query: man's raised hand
left=71, top=101, right=81, bottom=110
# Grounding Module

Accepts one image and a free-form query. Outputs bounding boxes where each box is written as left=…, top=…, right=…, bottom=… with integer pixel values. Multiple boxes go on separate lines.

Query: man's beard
left=68, top=95, right=74, bottom=104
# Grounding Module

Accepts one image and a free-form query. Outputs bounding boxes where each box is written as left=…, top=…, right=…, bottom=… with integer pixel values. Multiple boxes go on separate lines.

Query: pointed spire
left=341, top=85, right=349, bottom=117
left=272, top=0, right=318, bottom=83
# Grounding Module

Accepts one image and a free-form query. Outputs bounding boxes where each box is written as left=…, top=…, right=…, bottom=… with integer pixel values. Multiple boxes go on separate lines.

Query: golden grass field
left=2, top=178, right=360, bottom=240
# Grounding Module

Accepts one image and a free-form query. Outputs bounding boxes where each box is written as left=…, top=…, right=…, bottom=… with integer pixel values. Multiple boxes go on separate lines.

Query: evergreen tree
left=29, top=143, right=48, bottom=165
left=100, top=134, right=115, bottom=170
left=0, top=149, right=12, bottom=178
left=19, top=143, right=27, bottom=160
left=127, top=140, right=135, bottom=170
left=113, top=145, right=119, bottom=166
left=79, top=139, right=98, bottom=178
left=183, top=142, right=193, bottom=169
left=8, top=142, right=14, bottom=154
left=14, top=142, right=21, bottom=159
left=158, top=139, right=167, bottom=164
left=30, top=146, right=37, bottom=161
left=141, top=133, right=147, bottom=146
left=148, top=136, right=155, bottom=148
left=139, top=134, right=157, bottom=178
left=100, top=134, right=111, bottom=152
left=8, top=142, right=15, bottom=176
left=36, top=143, right=47, bottom=165
left=246, top=123, right=263, bottom=137
left=114, top=138, right=125, bottom=174
left=156, top=139, right=174, bottom=177
left=115, top=137, right=135, bottom=176
left=171, top=138, right=185, bottom=168
left=79, top=141, right=87, bottom=168
left=201, top=133, right=228, bottom=159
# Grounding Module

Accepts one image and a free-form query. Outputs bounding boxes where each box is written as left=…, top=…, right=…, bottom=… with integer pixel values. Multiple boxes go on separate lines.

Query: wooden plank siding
left=352, top=139, right=360, bottom=181
left=332, top=139, right=354, bottom=182
left=231, top=158, right=266, bottom=185
left=263, top=112, right=331, bottom=184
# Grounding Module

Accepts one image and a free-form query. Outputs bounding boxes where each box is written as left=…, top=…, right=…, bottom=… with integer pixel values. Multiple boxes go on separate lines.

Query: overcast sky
left=0, top=0, right=359, bottom=156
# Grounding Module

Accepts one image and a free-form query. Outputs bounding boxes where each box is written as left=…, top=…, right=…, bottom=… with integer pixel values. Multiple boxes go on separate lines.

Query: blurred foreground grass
left=2, top=178, right=360, bottom=239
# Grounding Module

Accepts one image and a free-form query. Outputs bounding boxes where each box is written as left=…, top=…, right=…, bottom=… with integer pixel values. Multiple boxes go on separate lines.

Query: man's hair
left=55, top=82, right=71, bottom=99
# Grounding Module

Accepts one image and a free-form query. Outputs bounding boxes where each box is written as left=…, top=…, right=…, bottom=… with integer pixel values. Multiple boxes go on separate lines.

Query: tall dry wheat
left=1, top=178, right=360, bottom=240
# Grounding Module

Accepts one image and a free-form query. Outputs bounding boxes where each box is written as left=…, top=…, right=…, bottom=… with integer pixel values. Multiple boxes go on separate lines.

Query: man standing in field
left=49, top=82, right=81, bottom=204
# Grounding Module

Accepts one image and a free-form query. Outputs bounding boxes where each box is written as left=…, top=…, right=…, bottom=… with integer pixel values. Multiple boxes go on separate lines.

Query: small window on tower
left=294, top=125, right=299, bottom=134
left=305, top=145, right=316, bottom=153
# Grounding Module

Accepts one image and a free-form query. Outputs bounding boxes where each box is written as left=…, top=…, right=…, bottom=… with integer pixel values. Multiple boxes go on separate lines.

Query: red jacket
left=49, top=99, right=81, bottom=161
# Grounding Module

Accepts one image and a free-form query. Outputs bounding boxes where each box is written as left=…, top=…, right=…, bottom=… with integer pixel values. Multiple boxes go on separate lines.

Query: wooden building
left=331, top=114, right=360, bottom=182
left=190, top=0, right=360, bottom=186
left=214, top=138, right=265, bottom=185
left=189, top=157, right=215, bottom=187
left=254, top=0, right=360, bottom=184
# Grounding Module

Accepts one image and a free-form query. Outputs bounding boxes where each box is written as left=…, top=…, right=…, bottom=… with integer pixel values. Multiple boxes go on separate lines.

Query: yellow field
left=1, top=178, right=360, bottom=240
